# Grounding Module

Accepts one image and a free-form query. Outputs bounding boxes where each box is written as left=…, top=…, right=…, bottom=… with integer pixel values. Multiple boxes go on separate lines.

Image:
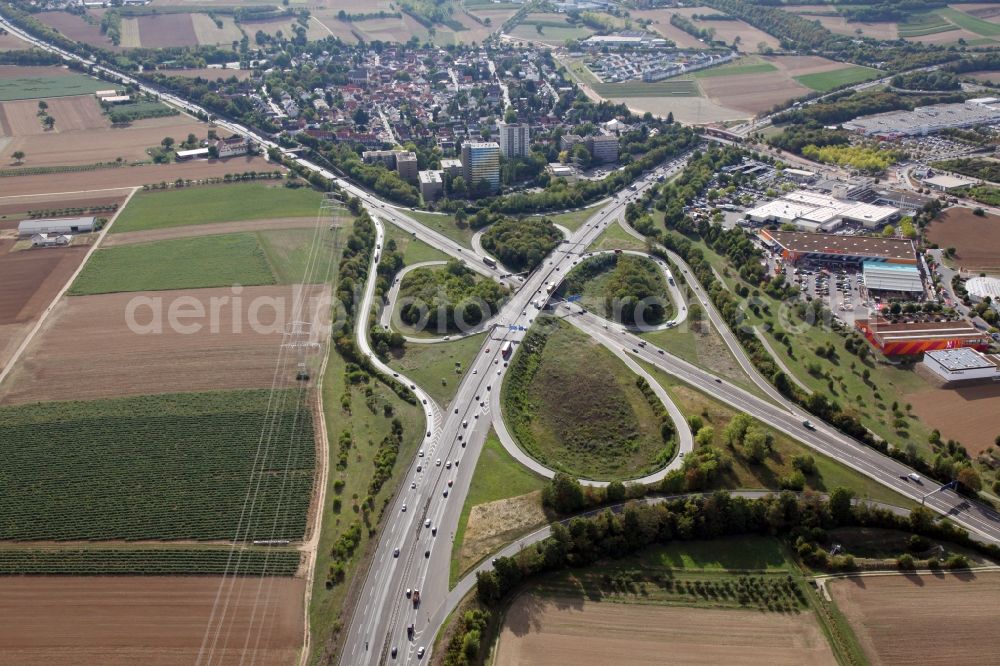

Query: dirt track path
left=104, top=217, right=320, bottom=246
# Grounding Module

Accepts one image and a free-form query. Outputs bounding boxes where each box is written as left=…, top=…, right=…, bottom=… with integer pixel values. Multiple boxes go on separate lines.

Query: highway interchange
left=3, top=15, right=999, bottom=663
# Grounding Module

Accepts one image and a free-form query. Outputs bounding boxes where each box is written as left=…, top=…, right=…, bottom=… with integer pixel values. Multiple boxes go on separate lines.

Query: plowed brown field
left=0, top=284, right=330, bottom=404
left=906, top=384, right=1000, bottom=456
left=829, top=572, right=1000, bottom=666
left=0, top=576, right=303, bottom=665
left=0, top=239, right=88, bottom=371
left=34, top=11, right=118, bottom=50
left=137, top=13, right=199, bottom=48
left=926, top=207, right=1000, bottom=272
left=2, top=111, right=207, bottom=169
left=0, top=95, right=108, bottom=135
left=495, top=593, right=837, bottom=666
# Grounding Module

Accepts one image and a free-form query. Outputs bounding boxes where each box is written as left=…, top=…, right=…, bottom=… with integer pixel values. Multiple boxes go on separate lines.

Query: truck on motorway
left=545, top=282, right=555, bottom=294
left=483, top=256, right=497, bottom=268
left=501, top=340, right=513, bottom=360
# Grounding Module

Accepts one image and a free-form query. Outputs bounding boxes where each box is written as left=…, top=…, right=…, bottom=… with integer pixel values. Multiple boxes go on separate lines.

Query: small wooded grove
left=476, top=488, right=1000, bottom=606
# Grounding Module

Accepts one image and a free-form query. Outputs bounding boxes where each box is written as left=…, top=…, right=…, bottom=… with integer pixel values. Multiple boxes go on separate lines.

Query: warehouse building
left=922, top=348, right=1000, bottom=383
left=862, top=262, right=925, bottom=297
left=18, top=217, right=95, bottom=237
left=747, top=190, right=898, bottom=232
left=856, top=316, right=990, bottom=356
left=759, top=230, right=917, bottom=267
left=923, top=174, right=977, bottom=192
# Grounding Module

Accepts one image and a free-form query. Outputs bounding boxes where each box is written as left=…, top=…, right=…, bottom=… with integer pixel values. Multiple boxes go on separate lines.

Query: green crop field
left=112, top=183, right=324, bottom=233
left=794, top=66, right=880, bottom=92
left=0, top=72, right=108, bottom=101
left=690, top=61, right=777, bottom=79
left=937, top=7, right=1000, bottom=37
left=591, top=80, right=700, bottom=98
left=0, top=547, right=301, bottom=575
left=405, top=210, right=474, bottom=247
left=503, top=318, right=674, bottom=480
left=898, top=12, right=957, bottom=38
left=70, top=233, right=276, bottom=295
left=0, top=389, right=315, bottom=541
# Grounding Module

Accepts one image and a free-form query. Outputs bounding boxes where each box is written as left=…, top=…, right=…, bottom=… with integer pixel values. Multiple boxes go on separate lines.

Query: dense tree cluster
left=480, top=218, right=562, bottom=272
left=891, top=70, right=960, bottom=91
left=398, top=260, right=509, bottom=331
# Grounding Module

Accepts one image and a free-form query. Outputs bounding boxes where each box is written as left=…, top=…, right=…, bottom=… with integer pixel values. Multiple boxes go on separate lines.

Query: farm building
left=862, top=262, right=925, bottom=297
left=758, top=230, right=916, bottom=267
left=31, top=233, right=72, bottom=247
left=216, top=136, right=251, bottom=158
left=18, top=217, right=95, bottom=237
left=855, top=315, right=990, bottom=356
left=176, top=147, right=210, bottom=160
left=922, top=347, right=1000, bottom=382
left=99, top=95, right=131, bottom=104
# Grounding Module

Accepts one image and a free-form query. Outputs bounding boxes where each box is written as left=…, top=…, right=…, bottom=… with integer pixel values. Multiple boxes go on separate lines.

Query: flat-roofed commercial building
left=759, top=230, right=916, bottom=267
left=923, top=347, right=1000, bottom=382
left=856, top=316, right=990, bottom=356
left=748, top=189, right=898, bottom=231
left=862, top=262, right=924, bottom=296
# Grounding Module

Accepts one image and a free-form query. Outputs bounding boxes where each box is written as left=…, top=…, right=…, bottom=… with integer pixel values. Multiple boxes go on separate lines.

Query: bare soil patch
left=629, top=9, right=706, bottom=48
left=786, top=6, right=900, bottom=39
left=0, top=95, right=108, bottom=136
left=829, top=572, right=1000, bottom=666
left=952, top=3, right=1000, bottom=21
left=495, top=593, right=837, bottom=666
left=0, top=30, right=31, bottom=51
left=0, top=65, right=74, bottom=80
left=766, top=54, right=852, bottom=76
left=459, top=491, right=547, bottom=575
left=136, top=13, right=199, bottom=48
left=0, top=238, right=88, bottom=372
left=2, top=112, right=207, bottom=169
left=671, top=7, right=781, bottom=52
left=700, top=70, right=811, bottom=114
left=906, top=384, right=1000, bottom=456
left=4, top=155, right=274, bottom=197
left=613, top=96, right=749, bottom=124
left=0, top=576, right=303, bottom=665
left=926, top=207, right=1000, bottom=272
left=0, top=284, right=330, bottom=404
left=34, top=11, right=119, bottom=50
left=105, top=217, right=320, bottom=246
left=964, top=70, right=1000, bottom=84
left=910, top=28, right=981, bottom=44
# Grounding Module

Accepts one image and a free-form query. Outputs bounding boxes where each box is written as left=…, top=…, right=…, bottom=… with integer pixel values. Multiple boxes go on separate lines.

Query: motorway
left=4, top=15, right=999, bottom=662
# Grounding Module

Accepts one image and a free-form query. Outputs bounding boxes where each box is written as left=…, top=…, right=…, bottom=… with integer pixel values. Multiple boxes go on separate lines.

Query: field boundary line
left=0, top=185, right=140, bottom=387
left=0, top=186, right=134, bottom=201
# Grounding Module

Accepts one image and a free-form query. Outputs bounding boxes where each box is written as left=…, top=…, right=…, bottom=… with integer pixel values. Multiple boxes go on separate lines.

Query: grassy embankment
left=503, top=317, right=675, bottom=481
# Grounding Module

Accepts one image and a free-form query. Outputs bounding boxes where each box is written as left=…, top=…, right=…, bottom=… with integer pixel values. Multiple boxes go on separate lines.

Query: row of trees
left=477, top=489, right=1000, bottom=607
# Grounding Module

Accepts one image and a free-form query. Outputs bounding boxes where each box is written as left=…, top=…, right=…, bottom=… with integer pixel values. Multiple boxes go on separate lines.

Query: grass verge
left=70, top=233, right=275, bottom=294
left=113, top=183, right=323, bottom=233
